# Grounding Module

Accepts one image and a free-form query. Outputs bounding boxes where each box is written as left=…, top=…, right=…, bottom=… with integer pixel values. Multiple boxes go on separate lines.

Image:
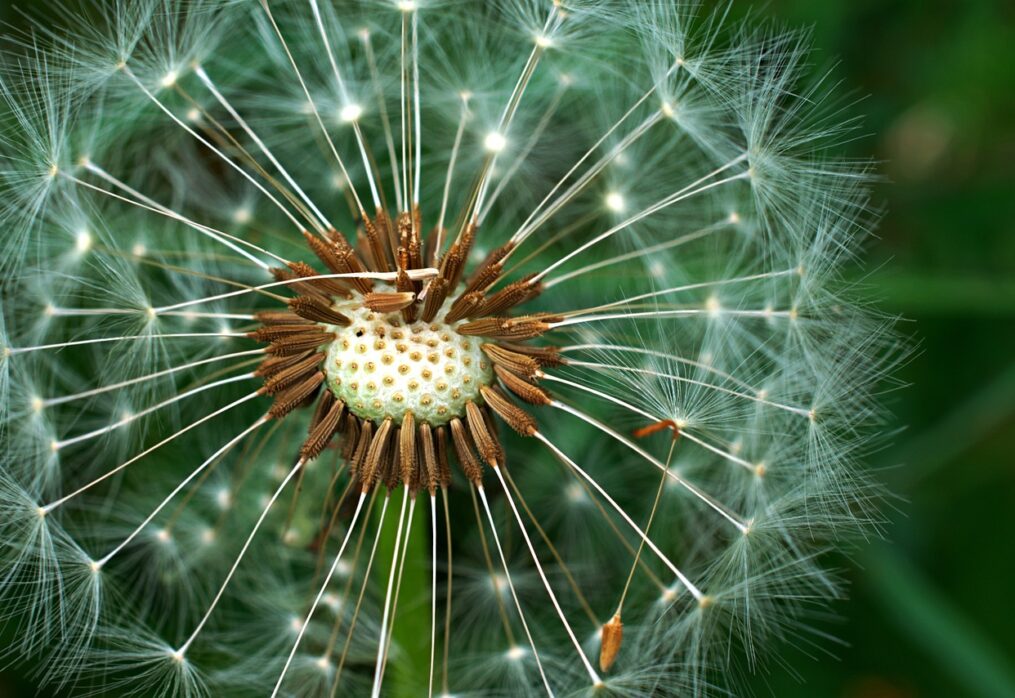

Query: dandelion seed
left=0, top=2, right=900, bottom=697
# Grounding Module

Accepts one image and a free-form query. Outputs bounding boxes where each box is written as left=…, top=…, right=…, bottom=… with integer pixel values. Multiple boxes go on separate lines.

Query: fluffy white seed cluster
left=0, top=1, right=901, bottom=697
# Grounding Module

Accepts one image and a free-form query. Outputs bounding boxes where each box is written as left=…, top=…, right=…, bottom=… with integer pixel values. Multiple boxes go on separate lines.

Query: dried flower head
left=0, top=1, right=900, bottom=696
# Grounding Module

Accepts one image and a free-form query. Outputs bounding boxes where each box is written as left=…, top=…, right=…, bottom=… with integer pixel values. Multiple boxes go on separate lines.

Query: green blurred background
left=1, top=1, right=1013, bottom=696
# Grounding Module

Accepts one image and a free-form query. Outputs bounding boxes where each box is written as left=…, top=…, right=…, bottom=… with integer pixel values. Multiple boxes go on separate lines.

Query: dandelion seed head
left=0, top=1, right=901, bottom=695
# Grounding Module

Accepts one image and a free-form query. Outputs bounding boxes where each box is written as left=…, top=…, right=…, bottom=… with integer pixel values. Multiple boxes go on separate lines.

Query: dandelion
left=0, top=1, right=900, bottom=696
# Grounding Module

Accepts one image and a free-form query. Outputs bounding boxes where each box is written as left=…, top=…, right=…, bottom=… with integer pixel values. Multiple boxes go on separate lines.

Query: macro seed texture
left=324, top=292, right=492, bottom=425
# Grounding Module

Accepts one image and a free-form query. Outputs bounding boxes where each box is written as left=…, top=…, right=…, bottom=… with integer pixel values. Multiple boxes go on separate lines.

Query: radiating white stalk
left=433, top=96, right=470, bottom=262
left=178, top=457, right=307, bottom=656
left=272, top=491, right=368, bottom=697
left=469, top=5, right=558, bottom=222
left=45, top=307, right=253, bottom=321
left=260, top=0, right=367, bottom=216
left=475, top=485, right=555, bottom=698
left=567, top=269, right=798, bottom=315
left=122, top=66, right=307, bottom=232
left=193, top=64, right=333, bottom=231
left=546, top=371, right=765, bottom=474
left=399, top=9, right=409, bottom=210
left=678, top=430, right=758, bottom=473
left=334, top=492, right=391, bottom=680
left=68, top=166, right=277, bottom=268
left=411, top=7, right=422, bottom=206
left=370, top=486, right=410, bottom=698
left=479, top=86, right=566, bottom=224
left=560, top=359, right=810, bottom=418
left=41, top=390, right=261, bottom=513
left=532, top=432, right=705, bottom=600
left=548, top=397, right=748, bottom=532
left=532, top=162, right=750, bottom=282
left=550, top=307, right=791, bottom=328
left=96, top=416, right=267, bottom=567
left=377, top=493, right=418, bottom=688
left=509, top=61, right=682, bottom=245
left=513, top=111, right=663, bottom=243
left=428, top=494, right=437, bottom=698
left=55, top=372, right=255, bottom=450
left=152, top=267, right=438, bottom=315
left=544, top=218, right=733, bottom=288
left=7, top=331, right=244, bottom=356
left=361, top=29, right=402, bottom=212
left=488, top=469, right=602, bottom=686
left=308, top=0, right=383, bottom=211
left=560, top=343, right=758, bottom=393
left=42, top=349, right=265, bottom=408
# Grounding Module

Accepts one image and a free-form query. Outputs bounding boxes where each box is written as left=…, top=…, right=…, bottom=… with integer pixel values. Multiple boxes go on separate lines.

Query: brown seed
left=476, top=274, right=542, bottom=316
left=481, top=343, right=540, bottom=378
left=384, top=430, right=402, bottom=490
left=263, top=351, right=327, bottom=394
left=363, top=291, right=416, bottom=314
left=460, top=261, right=502, bottom=297
left=360, top=418, right=393, bottom=492
left=448, top=221, right=477, bottom=287
left=300, top=398, right=346, bottom=460
left=395, top=267, right=418, bottom=323
left=399, top=411, right=418, bottom=487
left=288, top=296, right=351, bottom=325
left=287, top=261, right=348, bottom=298
left=449, top=418, right=483, bottom=484
left=420, top=277, right=449, bottom=323
left=599, top=614, right=623, bottom=672
left=444, top=291, right=483, bottom=323
left=266, top=330, right=335, bottom=356
left=349, top=418, right=373, bottom=478
left=268, top=371, right=324, bottom=418
left=494, top=365, right=551, bottom=405
left=437, top=248, right=465, bottom=289
left=254, top=310, right=306, bottom=326
left=325, top=229, right=374, bottom=294
left=418, top=422, right=439, bottom=494
left=255, top=349, right=315, bottom=378
left=465, top=402, right=502, bottom=466
left=497, top=341, right=566, bottom=367
left=363, top=212, right=393, bottom=272
left=271, top=266, right=329, bottom=302
left=465, top=241, right=514, bottom=291
left=435, top=425, right=452, bottom=488
left=309, top=390, right=336, bottom=428
left=480, top=386, right=537, bottom=436
left=249, top=324, right=323, bottom=343
left=457, top=315, right=554, bottom=340
left=301, top=232, right=355, bottom=296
